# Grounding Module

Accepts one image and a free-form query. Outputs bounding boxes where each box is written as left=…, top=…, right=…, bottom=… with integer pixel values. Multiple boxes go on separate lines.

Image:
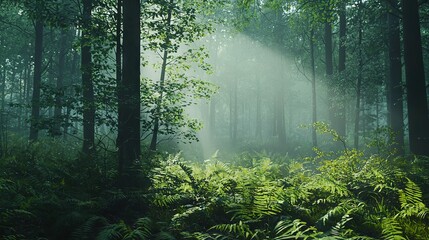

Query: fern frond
left=209, top=221, right=254, bottom=239
left=72, top=216, right=109, bottom=240
left=330, top=214, right=353, bottom=236
left=1, top=234, right=26, bottom=240
left=154, top=231, right=176, bottom=240
left=273, top=219, right=320, bottom=239
left=396, top=178, right=428, bottom=220
left=96, top=221, right=129, bottom=240
left=152, top=193, right=185, bottom=207
left=134, top=217, right=152, bottom=238
left=381, top=217, right=406, bottom=240
left=318, top=199, right=364, bottom=227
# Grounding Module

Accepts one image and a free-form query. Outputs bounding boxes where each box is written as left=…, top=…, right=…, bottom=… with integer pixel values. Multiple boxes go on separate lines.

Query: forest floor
left=1, top=136, right=429, bottom=239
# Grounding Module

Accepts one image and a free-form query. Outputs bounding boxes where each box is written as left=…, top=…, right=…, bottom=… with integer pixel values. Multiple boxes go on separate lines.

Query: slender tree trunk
left=325, top=22, right=334, bottom=131
left=354, top=0, right=363, bottom=149
left=310, top=28, right=317, bottom=148
left=118, top=0, right=141, bottom=183
left=387, top=0, right=405, bottom=155
left=64, top=48, right=79, bottom=137
left=19, top=56, right=30, bottom=132
left=24, top=52, right=32, bottom=132
left=53, top=29, right=67, bottom=136
left=47, top=55, right=55, bottom=118
left=402, top=0, right=429, bottom=156
left=29, top=20, right=43, bottom=141
left=0, top=66, right=6, bottom=156
left=82, top=0, right=95, bottom=156
left=149, top=49, right=168, bottom=151
left=149, top=1, right=172, bottom=151
left=116, top=0, right=123, bottom=150
left=116, top=0, right=122, bottom=87
left=337, top=3, right=347, bottom=137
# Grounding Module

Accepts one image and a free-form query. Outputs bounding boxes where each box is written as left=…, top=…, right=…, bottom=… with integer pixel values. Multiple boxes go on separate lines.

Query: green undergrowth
left=1, top=133, right=429, bottom=239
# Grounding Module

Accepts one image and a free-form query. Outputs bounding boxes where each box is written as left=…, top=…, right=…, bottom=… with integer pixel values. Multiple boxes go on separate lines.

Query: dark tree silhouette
left=118, top=0, right=141, bottom=184
left=387, top=0, right=404, bottom=155
left=29, top=19, right=43, bottom=141
left=402, top=0, right=429, bottom=156
left=81, top=0, right=95, bottom=155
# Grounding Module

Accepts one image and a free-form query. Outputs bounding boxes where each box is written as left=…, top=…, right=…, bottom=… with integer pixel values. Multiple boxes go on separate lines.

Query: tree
left=402, top=0, right=429, bottom=156
left=29, top=18, right=43, bottom=141
left=81, top=0, right=95, bottom=156
left=149, top=0, right=174, bottom=151
left=117, top=0, right=141, bottom=183
left=337, top=1, right=347, bottom=138
left=354, top=0, right=363, bottom=149
left=324, top=20, right=334, bottom=129
left=142, top=0, right=216, bottom=151
left=52, top=29, right=68, bottom=136
left=386, top=0, right=404, bottom=155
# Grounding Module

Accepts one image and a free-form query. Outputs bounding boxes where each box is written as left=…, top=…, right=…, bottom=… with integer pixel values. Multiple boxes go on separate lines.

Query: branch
left=0, top=19, right=32, bottom=36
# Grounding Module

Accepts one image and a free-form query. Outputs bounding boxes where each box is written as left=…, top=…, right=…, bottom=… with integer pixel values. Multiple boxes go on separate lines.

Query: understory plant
left=1, top=124, right=428, bottom=239
left=146, top=123, right=429, bottom=239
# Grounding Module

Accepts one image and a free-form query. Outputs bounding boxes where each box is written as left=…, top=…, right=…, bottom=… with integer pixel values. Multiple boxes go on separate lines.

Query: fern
left=318, top=199, right=364, bottom=228
left=72, top=216, right=109, bottom=240
left=134, top=217, right=153, bottom=237
left=273, top=219, right=320, bottom=239
left=209, top=221, right=257, bottom=239
left=96, top=221, right=129, bottom=240
left=397, top=178, right=428, bottom=219
left=96, top=218, right=152, bottom=240
left=152, top=193, right=184, bottom=208
left=1, top=234, right=26, bottom=240
left=381, top=217, right=406, bottom=240
left=230, top=181, right=284, bottom=221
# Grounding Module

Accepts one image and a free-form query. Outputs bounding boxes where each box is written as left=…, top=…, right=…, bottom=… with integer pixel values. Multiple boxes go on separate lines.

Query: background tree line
left=0, top=0, right=428, bottom=184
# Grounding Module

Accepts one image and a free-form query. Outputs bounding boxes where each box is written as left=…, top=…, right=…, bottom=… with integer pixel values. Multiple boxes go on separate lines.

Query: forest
left=1, top=0, right=429, bottom=239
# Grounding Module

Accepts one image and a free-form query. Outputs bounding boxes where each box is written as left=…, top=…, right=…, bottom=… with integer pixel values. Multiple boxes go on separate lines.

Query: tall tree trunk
left=354, top=0, right=363, bottom=149
left=310, top=28, right=317, bottom=148
left=116, top=0, right=123, bottom=149
left=324, top=22, right=335, bottom=132
left=387, top=0, right=404, bottom=155
left=118, top=0, right=141, bottom=183
left=53, top=29, right=67, bottom=136
left=337, top=2, right=347, bottom=137
left=402, top=0, right=429, bottom=156
left=29, top=20, right=43, bottom=141
left=149, top=48, right=168, bottom=151
left=149, top=0, right=173, bottom=151
left=0, top=65, right=6, bottom=156
left=116, top=0, right=122, bottom=88
left=64, top=48, right=79, bottom=137
left=82, top=0, right=95, bottom=156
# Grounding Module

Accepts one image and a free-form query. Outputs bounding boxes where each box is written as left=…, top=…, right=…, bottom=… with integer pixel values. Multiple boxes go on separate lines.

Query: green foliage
left=96, top=218, right=159, bottom=240
left=273, top=219, right=322, bottom=239
left=397, top=178, right=428, bottom=219
left=381, top=217, right=406, bottom=240
left=1, top=125, right=429, bottom=239
left=141, top=0, right=219, bottom=145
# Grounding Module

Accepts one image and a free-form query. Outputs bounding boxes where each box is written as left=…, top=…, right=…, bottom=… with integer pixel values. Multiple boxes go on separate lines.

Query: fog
left=145, top=30, right=334, bottom=159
